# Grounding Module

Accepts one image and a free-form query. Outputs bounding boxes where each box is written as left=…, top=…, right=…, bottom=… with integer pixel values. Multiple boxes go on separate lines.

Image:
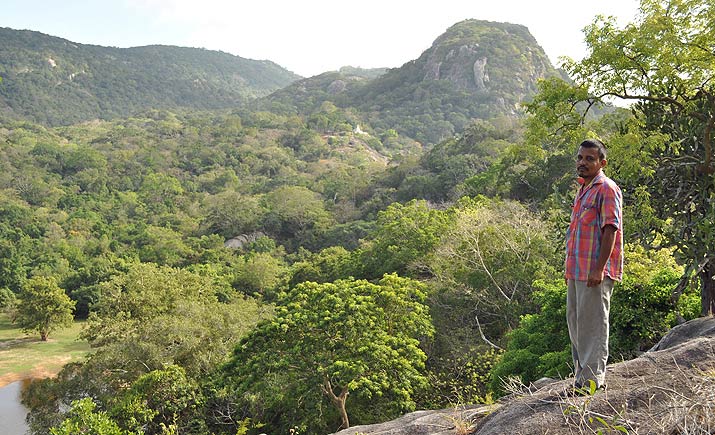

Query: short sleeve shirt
left=565, top=171, right=623, bottom=281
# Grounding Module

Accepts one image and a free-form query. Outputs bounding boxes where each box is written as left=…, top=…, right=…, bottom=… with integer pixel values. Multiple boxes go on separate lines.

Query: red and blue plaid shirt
left=565, top=171, right=623, bottom=281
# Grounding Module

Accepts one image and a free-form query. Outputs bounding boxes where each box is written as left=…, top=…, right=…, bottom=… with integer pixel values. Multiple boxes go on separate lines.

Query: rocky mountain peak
left=260, top=19, right=563, bottom=145
left=418, top=19, right=555, bottom=96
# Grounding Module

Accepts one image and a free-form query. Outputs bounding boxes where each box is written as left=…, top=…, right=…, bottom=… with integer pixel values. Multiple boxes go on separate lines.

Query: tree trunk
left=701, top=260, right=715, bottom=316
left=321, top=376, right=350, bottom=430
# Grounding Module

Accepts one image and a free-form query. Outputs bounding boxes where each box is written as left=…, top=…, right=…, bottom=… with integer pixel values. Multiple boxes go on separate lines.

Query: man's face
left=576, top=146, right=606, bottom=180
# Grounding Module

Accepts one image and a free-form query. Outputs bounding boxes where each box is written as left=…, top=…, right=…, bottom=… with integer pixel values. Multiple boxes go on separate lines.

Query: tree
left=428, top=197, right=558, bottom=347
left=358, top=199, right=451, bottom=279
left=223, top=274, right=434, bottom=433
left=25, top=263, right=270, bottom=435
left=556, top=0, right=715, bottom=314
left=288, top=246, right=354, bottom=287
left=81, top=262, right=267, bottom=372
left=0, top=287, right=16, bottom=310
left=16, top=276, right=75, bottom=341
left=110, top=365, right=204, bottom=435
left=138, top=172, right=184, bottom=217
left=261, top=185, right=333, bottom=248
left=201, top=192, right=265, bottom=238
left=233, top=252, right=285, bottom=296
left=50, top=398, right=125, bottom=435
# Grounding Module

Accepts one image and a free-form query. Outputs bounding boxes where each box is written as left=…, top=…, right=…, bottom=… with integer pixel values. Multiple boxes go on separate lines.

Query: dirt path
left=0, top=355, right=71, bottom=388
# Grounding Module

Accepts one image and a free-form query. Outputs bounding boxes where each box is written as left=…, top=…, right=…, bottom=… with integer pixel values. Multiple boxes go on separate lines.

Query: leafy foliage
left=428, top=197, right=559, bottom=344
left=0, top=28, right=300, bottom=125
left=357, top=199, right=452, bottom=279
left=16, top=276, right=75, bottom=340
left=24, top=263, right=269, bottom=435
left=222, top=274, right=434, bottom=433
left=610, top=246, right=701, bottom=359
left=110, top=365, right=205, bottom=435
left=50, top=398, right=126, bottom=435
left=489, top=279, right=571, bottom=393
left=559, top=0, right=715, bottom=314
left=419, top=348, right=500, bottom=408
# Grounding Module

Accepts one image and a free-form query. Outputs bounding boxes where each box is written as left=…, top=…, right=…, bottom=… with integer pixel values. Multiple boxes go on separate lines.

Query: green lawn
left=0, top=313, right=91, bottom=383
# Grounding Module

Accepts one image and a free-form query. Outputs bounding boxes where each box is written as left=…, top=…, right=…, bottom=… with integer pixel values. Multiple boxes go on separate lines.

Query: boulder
left=649, top=315, right=715, bottom=351
left=224, top=231, right=266, bottom=249
left=330, top=316, right=715, bottom=435
left=332, top=405, right=495, bottom=435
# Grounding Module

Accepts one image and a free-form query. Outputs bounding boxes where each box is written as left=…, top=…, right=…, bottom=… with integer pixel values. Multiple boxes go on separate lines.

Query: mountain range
left=262, top=19, right=562, bottom=143
left=0, top=27, right=301, bottom=125
left=1, top=20, right=561, bottom=144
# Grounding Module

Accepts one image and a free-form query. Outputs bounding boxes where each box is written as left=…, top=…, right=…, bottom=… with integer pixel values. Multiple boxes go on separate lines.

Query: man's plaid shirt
left=565, top=171, right=623, bottom=282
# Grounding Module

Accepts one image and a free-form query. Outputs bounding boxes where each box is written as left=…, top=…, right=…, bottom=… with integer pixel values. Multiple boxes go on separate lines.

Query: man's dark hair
left=579, top=139, right=607, bottom=160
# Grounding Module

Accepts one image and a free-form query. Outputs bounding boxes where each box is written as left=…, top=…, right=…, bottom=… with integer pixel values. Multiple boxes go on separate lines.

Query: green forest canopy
left=1, top=1, right=713, bottom=433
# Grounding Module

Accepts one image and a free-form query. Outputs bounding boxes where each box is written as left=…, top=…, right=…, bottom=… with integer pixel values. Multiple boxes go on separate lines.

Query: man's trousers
left=567, top=277, right=614, bottom=388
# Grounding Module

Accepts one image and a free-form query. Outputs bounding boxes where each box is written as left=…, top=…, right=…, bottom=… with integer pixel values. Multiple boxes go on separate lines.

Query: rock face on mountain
left=418, top=20, right=553, bottom=97
left=0, top=27, right=301, bottom=125
left=356, top=19, right=560, bottom=119
left=331, top=316, right=715, bottom=435
left=263, top=19, right=562, bottom=145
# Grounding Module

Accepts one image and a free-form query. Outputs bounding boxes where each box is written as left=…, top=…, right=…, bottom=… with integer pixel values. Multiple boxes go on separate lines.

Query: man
left=565, top=139, right=623, bottom=390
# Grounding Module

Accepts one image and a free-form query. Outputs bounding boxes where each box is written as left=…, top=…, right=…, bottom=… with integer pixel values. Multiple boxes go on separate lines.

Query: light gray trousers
left=566, top=278, right=614, bottom=388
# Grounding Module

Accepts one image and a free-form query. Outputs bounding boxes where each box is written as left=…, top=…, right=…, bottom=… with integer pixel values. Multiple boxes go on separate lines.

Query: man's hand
left=587, top=269, right=604, bottom=287
left=588, top=225, right=617, bottom=288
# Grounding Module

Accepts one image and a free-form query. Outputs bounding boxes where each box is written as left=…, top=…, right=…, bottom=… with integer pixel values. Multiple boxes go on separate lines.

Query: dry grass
left=483, top=343, right=715, bottom=434
left=0, top=313, right=90, bottom=386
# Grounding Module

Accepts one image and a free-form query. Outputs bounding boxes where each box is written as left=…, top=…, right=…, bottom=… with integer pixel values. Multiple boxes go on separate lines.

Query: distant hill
left=0, top=27, right=302, bottom=125
left=261, top=20, right=563, bottom=144
left=337, top=66, right=389, bottom=80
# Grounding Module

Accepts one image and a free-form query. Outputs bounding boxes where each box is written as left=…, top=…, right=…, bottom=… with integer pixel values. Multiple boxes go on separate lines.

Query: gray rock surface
left=649, top=315, right=715, bottom=351
left=422, top=44, right=488, bottom=91
left=330, top=316, right=715, bottom=435
left=331, top=405, right=495, bottom=435
left=224, top=231, right=266, bottom=249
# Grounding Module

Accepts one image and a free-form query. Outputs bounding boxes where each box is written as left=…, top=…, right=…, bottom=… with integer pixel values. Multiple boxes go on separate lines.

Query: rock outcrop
left=332, top=316, right=715, bottom=435
left=331, top=406, right=495, bottom=435
left=422, top=44, right=490, bottom=92
left=224, top=231, right=266, bottom=249
left=262, top=19, right=562, bottom=145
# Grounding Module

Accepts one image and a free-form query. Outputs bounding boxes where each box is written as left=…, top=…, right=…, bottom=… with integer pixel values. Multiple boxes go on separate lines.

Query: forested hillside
left=0, top=27, right=301, bottom=125
left=2, top=2, right=715, bottom=434
left=1, top=20, right=560, bottom=147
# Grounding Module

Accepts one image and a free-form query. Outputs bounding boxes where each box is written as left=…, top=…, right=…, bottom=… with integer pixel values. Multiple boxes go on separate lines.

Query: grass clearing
left=0, top=313, right=91, bottom=386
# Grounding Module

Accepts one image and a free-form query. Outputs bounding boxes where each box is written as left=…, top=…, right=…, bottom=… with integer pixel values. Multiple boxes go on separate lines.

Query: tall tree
left=357, top=199, right=451, bottom=279
left=428, top=197, right=558, bottom=347
left=539, top=0, right=715, bottom=314
left=223, top=274, right=434, bottom=433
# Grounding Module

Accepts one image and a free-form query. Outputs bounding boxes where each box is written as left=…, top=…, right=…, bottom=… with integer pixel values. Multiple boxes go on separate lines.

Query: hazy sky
left=2, top=0, right=640, bottom=77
